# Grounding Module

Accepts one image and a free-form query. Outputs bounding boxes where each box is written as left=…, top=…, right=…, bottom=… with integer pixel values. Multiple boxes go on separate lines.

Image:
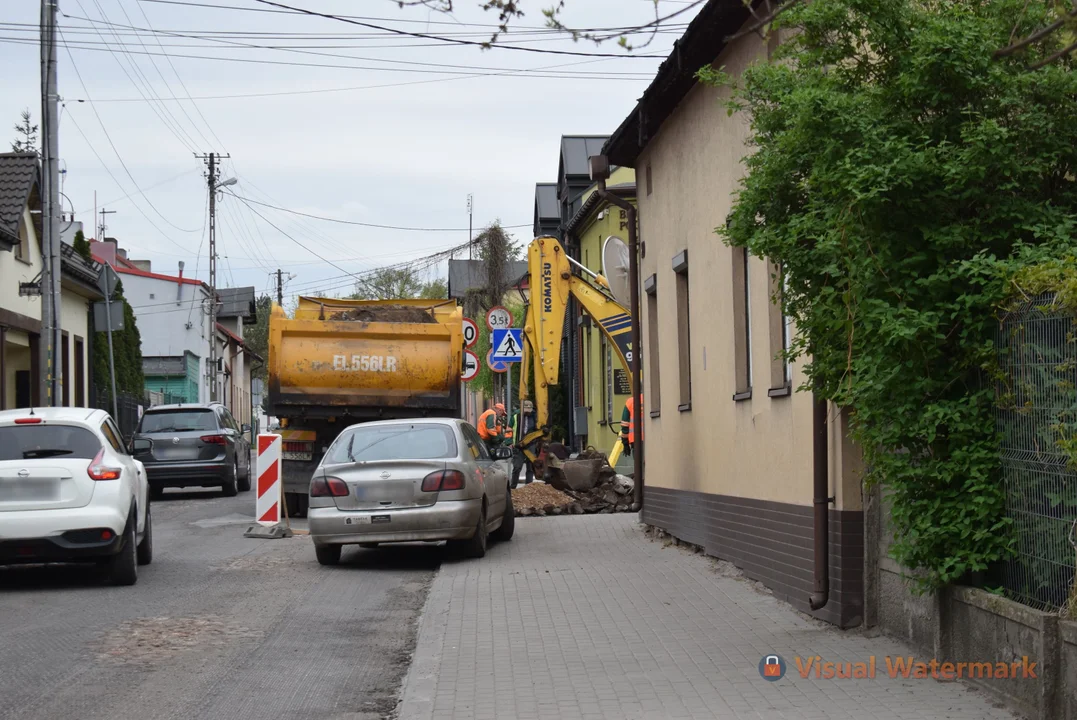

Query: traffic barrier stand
left=244, top=433, right=294, bottom=539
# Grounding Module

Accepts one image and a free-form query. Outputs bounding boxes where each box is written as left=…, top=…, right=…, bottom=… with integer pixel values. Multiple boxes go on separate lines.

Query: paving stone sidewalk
left=396, top=514, right=1017, bottom=720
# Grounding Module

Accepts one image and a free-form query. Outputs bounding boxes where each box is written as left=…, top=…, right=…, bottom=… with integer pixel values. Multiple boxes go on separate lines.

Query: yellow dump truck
left=268, top=296, right=464, bottom=516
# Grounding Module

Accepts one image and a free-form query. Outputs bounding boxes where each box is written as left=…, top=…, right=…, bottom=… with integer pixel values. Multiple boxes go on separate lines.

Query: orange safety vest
left=477, top=408, right=502, bottom=440
left=621, top=395, right=643, bottom=444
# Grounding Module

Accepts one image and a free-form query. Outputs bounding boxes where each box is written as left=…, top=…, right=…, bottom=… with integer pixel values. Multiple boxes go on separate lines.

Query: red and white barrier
left=256, top=434, right=282, bottom=526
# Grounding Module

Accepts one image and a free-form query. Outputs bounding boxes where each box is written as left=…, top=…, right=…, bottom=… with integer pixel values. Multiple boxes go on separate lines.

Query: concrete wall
left=120, top=272, right=210, bottom=402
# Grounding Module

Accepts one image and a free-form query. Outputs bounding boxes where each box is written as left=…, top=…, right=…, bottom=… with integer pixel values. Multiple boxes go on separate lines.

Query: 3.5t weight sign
left=485, top=306, right=513, bottom=331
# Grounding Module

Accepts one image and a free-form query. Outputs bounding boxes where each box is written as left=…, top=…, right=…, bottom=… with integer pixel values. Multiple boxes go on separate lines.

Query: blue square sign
left=490, top=328, right=523, bottom=362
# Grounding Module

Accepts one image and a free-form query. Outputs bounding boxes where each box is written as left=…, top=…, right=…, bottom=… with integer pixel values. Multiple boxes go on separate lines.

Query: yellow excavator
left=515, top=235, right=635, bottom=477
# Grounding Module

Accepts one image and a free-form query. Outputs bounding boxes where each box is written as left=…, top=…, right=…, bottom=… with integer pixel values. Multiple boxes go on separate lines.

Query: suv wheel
left=221, top=459, right=239, bottom=497
left=137, top=504, right=153, bottom=566
left=107, top=514, right=138, bottom=586
left=237, top=456, right=251, bottom=493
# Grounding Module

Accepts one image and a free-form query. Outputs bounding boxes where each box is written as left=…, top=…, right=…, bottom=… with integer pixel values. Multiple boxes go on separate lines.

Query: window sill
left=650, top=410, right=661, bottom=419
left=732, top=390, right=752, bottom=402
left=767, top=385, right=792, bottom=398
left=15, top=254, right=31, bottom=266
left=678, top=402, right=692, bottom=413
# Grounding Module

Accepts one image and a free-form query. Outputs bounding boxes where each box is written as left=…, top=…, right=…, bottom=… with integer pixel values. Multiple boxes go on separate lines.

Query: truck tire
left=285, top=492, right=308, bottom=518
left=491, top=491, right=515, bottom=542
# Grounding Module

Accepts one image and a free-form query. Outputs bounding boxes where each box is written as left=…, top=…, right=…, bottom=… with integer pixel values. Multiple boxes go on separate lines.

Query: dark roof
left=534, top=183, right=558, bottom=222
left=60, top=242, right=103, bottom=298
left=216, top=286, right=256, bottom=322
left=604, top=0, right=755, bottom=167
left=565, top=182, right=637, bottom=235
left=447, top=259, right=530, bottom=299
left=559, top=136, right=610, bottom=179
left=0, top=153, right=39, bottom=245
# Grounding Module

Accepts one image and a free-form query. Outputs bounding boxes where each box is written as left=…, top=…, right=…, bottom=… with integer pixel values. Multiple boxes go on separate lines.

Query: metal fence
left=996, top=293, right=1077, bottom=612
left=93, top=388, right=184, bottom=442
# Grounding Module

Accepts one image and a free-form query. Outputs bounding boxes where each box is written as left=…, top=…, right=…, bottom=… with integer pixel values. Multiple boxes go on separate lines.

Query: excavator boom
left=517, top=236, right=634, bottom=472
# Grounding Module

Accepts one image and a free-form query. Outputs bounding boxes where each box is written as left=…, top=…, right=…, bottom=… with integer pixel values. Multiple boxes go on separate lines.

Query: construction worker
left=510, top=400, right=537, bottom=488
left=620, top=394, right=642, bottom=457
left=477, top=403, right=507, bottom=454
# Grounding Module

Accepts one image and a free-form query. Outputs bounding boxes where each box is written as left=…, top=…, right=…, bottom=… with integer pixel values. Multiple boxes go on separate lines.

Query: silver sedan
left=307, top=418, right=514, bottom=565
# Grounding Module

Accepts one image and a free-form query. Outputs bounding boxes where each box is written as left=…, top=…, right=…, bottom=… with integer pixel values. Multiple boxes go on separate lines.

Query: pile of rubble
left=328, top=305, right=436, bottom=323
left=511, top=448, right=636, bottom=517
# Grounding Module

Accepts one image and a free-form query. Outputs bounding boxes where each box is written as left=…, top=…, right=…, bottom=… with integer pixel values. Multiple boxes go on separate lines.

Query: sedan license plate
left=371, top=515, right=391, bottom=524
left=344, top=516, right=371, bottom=526
left=283, top=451, right=312, bottom=462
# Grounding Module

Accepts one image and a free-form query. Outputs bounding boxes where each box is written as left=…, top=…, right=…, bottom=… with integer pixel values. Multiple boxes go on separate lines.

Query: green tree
left=244, top=295, right=272, bottom=384
left=10, top=109, right=37, bottom=153
left=93, top=280, right=143, bottom=403
left=419, top=277, right=448, bottom=299
left=72, top=229, right=91, bottom=262
left=708, top=0, right=1077, bottom=590
left=349, top=267, right=423, bottom=300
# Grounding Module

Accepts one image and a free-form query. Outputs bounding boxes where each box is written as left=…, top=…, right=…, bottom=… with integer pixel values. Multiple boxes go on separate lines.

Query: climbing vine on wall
left=705, top=0, right=1077, bottom=591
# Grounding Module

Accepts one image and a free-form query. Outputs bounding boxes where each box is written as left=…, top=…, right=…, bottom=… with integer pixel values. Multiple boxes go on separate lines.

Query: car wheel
left=237, top=456, right=252, bottom=493
left=221, top=460, right=239, bottom=497
left=107, top=514, right=138, bottom=586
left=285, top=492, right=308, bottom=519
left=315, top=544, right=341, bottom=566
left=137, top=504, right=153, bottom=566
left=491, top=491, right=515, bottom=542
left=455, top=503, right=487, bottom=559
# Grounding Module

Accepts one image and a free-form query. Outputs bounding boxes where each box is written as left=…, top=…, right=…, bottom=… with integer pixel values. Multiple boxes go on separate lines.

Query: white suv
left=0, top=407, right=152, bottom=585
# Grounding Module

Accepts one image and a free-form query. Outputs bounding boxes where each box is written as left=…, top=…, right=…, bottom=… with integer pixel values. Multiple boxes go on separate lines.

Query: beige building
left=0, top=153, right=102, bottom=410
left=604, top=1, right=864, bottom=628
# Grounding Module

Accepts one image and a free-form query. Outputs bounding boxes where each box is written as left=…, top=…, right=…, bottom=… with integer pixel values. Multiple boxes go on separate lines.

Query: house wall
left=120, top=273, right=210, bottom=402
left=1, top=207, right=43, bottom=324
left=59, top=289, right=91, bottom=406
left=634, top=28, right=864, bottom=627
left=574, top=167, right=636, bottom=468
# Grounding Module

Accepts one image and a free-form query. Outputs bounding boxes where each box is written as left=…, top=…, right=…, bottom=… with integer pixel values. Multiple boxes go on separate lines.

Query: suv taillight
left=421, top=470, right=466, bottom=492
left=200, top=435, right=227, bottom=445
left=310, top=475, right=349, bottom=497
left=87, top=447, right=122, bottom=481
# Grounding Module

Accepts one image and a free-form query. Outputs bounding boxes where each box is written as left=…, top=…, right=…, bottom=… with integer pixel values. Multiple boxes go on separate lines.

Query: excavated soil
left=328, top=305, right=437, bottom=323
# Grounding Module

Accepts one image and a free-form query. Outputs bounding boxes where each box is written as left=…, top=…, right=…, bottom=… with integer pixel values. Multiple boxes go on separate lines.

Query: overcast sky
left=1, top=0, right=698, bottom=304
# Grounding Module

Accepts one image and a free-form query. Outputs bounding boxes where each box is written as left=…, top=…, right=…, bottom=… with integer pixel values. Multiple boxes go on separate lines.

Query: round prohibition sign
left=485, top=305, right=513, bottom=331
left=462, top=317, right=478, bottom=348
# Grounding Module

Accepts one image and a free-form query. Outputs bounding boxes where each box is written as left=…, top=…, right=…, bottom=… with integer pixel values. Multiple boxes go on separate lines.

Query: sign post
left=96, top=264, right=121, bottom=423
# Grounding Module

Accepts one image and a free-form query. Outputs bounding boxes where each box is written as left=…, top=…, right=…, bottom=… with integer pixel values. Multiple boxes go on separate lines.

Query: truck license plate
left=283, top=451, right=312, bottom=461
left=344, top=516, right=371, bottom=525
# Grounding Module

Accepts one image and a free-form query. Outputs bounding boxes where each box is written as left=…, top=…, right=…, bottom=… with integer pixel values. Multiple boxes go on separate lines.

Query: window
left=325, top=423, right=458, bottom=463
left=138, top=409, right=217, bottom=433
left=0, top=425, right=101, bottom=460
left=461, top=423, right=491, bottom=461
left=732, top=246, right=752, bottom=400
left=644, top=274, right=660, bottom=416
left=767, top=261, right=792, bottom=397
left=74, top=337, right=85, bottom=407
left=672, top=251, right=691, bottom=410
left=61, top=333, right=70, bottom=406
left=100, top=421, right=124, bottom=453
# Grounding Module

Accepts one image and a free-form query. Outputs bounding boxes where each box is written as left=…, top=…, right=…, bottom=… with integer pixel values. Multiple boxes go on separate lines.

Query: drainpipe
left=809, top=390, right=832, bottom=611
left=589, top=154, right=643, bottom=511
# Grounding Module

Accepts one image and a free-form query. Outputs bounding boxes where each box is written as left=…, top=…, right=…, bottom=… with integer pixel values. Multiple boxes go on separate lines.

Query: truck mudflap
left=283, top=458, right=319, bottom=495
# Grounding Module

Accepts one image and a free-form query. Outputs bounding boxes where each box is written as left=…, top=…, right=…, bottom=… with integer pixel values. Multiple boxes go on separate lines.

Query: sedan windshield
left=139, top=409, right=217, bottom=433
left=326, top=424, right=458, bottom=464
left=0, top=425, right=102, bottom=460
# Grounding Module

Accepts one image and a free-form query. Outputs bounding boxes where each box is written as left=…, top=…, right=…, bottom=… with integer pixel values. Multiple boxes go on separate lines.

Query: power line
left=223, top=192, right=530, bottom=232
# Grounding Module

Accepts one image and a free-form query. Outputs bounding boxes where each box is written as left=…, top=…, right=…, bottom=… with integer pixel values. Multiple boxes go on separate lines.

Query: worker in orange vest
left=620, top=394, right=642, bottom=457
left=477, top=403, right=507, bottom=453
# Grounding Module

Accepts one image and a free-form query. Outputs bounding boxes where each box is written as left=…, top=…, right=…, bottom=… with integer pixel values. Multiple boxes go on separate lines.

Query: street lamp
left=216, top=177, right=238, bottom=190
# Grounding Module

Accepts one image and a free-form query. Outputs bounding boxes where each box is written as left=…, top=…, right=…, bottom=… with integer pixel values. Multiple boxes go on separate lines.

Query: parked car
left=308, top=418, right=515, bottom=565
left=0, top=407, right=152, bottom=585
left=131, top=403, right=252, bottom=499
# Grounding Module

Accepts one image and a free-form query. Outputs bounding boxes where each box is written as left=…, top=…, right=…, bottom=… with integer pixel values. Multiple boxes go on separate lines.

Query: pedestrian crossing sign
left=490, top=328, right=523, bottom=362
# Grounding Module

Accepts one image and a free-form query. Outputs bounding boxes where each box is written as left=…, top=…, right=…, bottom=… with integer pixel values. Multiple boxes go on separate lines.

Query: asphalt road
left=0, top=487, right=441, bottom=720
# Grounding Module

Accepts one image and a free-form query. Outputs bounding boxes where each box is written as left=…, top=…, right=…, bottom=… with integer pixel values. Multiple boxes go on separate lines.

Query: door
left=101, top=418, right=145, bottom=532
left=462, top=423, right=506, bottom=524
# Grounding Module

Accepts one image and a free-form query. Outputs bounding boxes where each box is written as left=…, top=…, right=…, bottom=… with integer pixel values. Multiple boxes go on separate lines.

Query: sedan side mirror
left=492, top=446, right=513, bottom=460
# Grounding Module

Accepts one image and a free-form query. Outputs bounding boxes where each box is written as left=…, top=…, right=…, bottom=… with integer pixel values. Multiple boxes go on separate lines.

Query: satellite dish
left=602, top=235, right=631, bottom=307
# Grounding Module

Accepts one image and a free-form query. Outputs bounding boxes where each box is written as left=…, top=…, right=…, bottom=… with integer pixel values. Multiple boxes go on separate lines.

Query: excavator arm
left=517, top=236, right=634, bottom=474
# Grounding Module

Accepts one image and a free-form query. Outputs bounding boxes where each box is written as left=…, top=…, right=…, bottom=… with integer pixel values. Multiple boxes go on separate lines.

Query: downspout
left=590, top=154, right=643, bottom=511
left=809, top=390, right=832, bottom=611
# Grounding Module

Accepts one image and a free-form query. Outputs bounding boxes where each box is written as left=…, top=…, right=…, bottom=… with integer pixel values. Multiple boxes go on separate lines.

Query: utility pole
left=467, top=193, right=473, bottom=261
left=276, top=268, right=283, bottom=305
left=40, top=0, right=61, bottom=407
left=97, top=207, right=115, bottom=239
left=195, top=151, right=234, bottom=402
